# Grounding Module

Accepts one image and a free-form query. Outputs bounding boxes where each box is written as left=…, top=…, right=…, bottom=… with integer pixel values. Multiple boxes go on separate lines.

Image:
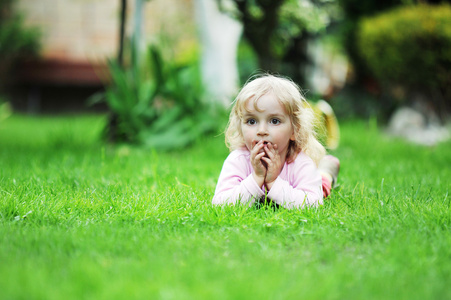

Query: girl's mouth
left=256, top=141, right=270, bottom=155
left=252, top=140, right=271, bottom=150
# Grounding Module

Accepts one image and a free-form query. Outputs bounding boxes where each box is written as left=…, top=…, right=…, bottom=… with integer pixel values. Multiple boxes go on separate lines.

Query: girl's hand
left=261, top=143, right=283, bottom=190
left=250, top=140, right=267, bottom=188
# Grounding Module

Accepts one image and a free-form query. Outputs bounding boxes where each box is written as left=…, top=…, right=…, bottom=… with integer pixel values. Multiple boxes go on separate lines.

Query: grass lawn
left=0, top=114, right=450, bottom=300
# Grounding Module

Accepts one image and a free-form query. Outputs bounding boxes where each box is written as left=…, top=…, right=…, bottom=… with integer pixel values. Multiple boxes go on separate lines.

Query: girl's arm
left=212, top=151, right=265, bottom=206
left=266, top=155, right=323, bottom=209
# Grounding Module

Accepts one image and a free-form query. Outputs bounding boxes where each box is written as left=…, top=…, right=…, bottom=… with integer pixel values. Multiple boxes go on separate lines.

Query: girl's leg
left=321, top=175, right=332, bottom=198
left=319, top=155, right=340, bottom=198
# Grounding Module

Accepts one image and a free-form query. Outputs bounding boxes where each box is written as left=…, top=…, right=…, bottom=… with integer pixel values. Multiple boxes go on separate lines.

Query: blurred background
left=1, top=0, right=450, bottom=147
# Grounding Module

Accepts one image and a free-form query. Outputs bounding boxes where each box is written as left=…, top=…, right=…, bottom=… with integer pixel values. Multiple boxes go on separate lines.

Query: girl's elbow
left=212, top=194, right=231, bottom=205
left=212, top=196, right=222, bottom=205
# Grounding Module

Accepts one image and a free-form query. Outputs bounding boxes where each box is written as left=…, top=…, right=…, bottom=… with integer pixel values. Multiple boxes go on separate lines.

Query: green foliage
left=357, top=4, right=451, bottom=102
left=95, top=45, right=225, bottom=150
left=227, top=0, right=341, bottom=84
left=237, top=39, right=258, bottom=83
left=0, top=115, right=450, bottom=299
left=337, top=0, right=408, bottom=81
left=0, top=14, right=40, bottom=59
left=0, top=0, right=40, bottom=59
left=280, top=0, right=341, bottom=35
left=0, top=0, right=41, bottom=90
left=337, top=0, right=407, bottom=21
left=276, top=0, right=342, bottom=56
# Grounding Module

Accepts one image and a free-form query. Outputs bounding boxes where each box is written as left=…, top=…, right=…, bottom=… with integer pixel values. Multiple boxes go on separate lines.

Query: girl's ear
left=290, top=130, right=295, bottom=141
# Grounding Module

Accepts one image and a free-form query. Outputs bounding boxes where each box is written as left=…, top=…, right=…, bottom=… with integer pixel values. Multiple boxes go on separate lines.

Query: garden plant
left=0, top=114, right=450, bottom=299
left=91, top=44, right=223, bottom=150
left=357, top=3, right=451, bottom=117
left=0, top=0, right=40, bottom=94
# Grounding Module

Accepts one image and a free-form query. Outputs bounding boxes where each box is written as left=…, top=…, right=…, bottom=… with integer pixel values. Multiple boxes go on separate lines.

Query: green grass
left=0, top=114, right=450, bottom=300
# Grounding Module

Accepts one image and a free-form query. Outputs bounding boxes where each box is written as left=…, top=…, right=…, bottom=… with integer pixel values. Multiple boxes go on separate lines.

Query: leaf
left=149, top=45, right=166, bottom=95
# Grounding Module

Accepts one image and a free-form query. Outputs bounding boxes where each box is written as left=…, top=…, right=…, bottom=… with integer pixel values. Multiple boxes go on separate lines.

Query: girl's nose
left=257, top=123, right=268, bottom=136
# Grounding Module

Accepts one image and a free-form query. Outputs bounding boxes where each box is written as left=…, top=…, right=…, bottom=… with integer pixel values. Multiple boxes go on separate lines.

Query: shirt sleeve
left=212, top=151, right=265, bottom=206
left=266, top=155, right=323, bottom=209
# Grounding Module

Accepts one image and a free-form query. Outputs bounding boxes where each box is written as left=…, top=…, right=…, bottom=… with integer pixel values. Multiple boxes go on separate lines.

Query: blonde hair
left=225, top=74, right=326, bottom=164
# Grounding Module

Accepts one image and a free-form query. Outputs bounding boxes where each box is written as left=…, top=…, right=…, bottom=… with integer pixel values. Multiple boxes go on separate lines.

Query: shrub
left=356, top=4, right=451, bottom=109
left=91, top=44, right=225, bottom=150
left=337, top=0, right=405, bottom=82
left=0, top=0, right=41, bottom=87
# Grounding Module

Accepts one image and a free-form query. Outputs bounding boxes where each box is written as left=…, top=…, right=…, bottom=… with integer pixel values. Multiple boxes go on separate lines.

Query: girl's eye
left=270, top=118, right=280, bottom=125
left=246, top=119, right=257, bottom=125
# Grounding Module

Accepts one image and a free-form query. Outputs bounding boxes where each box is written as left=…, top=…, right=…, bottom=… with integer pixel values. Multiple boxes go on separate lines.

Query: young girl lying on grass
left=212, top=74, right=340, bottom=209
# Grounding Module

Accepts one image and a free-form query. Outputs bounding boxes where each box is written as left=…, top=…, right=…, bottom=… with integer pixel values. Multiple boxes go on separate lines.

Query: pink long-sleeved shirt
left=212, top=148, right=323, bottom=209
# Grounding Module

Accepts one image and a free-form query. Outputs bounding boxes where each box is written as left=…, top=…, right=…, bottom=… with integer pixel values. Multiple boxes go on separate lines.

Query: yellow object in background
left=311, top=100, right=340, bottom=150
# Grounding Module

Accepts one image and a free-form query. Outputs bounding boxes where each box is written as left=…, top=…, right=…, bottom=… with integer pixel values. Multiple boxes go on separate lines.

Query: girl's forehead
left=242, top=93, right=290, bottom=114
left=242, top=95, right=267, bottom=112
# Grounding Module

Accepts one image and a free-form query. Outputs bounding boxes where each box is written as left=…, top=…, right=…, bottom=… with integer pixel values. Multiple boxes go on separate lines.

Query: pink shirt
left=212, top=148, right=323, bottom=209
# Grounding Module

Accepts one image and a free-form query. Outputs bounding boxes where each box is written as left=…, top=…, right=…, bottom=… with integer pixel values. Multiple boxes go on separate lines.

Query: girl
left=212, top=74, right=340, bottom=209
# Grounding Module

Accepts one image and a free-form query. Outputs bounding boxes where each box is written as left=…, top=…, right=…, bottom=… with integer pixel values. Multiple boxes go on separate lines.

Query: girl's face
left=240, top=93, right=295, bottom=158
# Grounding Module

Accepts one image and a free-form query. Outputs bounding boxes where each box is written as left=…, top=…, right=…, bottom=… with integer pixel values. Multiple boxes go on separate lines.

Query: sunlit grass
left=0, top=114, right=450, bottom=299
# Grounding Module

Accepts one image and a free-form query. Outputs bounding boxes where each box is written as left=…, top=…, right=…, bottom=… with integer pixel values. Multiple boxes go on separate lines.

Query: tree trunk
left=233, top=0, right=286, bottom=73
left=281, top=31, right=310, bottom=87
left=118, top=0, right=127, bottom=67
left=109, top=0, right=129, bottom=143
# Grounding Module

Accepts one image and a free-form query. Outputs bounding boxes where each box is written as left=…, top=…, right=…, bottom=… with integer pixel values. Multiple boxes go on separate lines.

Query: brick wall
left=16, top=0, right=196, bottom=63
left=11, top=0, right=196, bottom=112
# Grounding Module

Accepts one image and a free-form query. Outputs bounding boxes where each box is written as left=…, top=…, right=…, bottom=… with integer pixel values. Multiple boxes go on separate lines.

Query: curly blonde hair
left=225, top=74, right=326, bottom=164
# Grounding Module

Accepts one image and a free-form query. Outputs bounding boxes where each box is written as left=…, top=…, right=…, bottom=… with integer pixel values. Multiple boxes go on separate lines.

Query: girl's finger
left=255, top=152, right=266, bottom=160
left=253, top=141, right=264, bottom=152
left=261, top=156, right=270, bottom=165
left=264, top=148, right=274, bottom=160
left=251, top=143, right=264, bottom=159
left=264, top=143, right=276, bottom=159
